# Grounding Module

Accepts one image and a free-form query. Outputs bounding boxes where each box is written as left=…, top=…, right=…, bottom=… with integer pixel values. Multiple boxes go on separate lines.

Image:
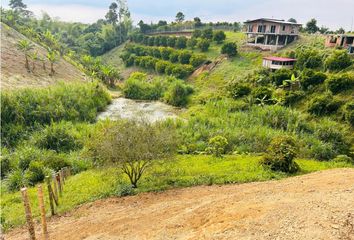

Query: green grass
left=1, top=154, right=351, bottom=231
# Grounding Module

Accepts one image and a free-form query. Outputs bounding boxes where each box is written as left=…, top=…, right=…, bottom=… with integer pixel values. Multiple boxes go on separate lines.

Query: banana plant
left=17, top=39, right=34, bottom=72
left=282, top=74, right=300, bottom=91
left=46, top=48, right=58, bottom=76
left=29, top=51, right=38, bottom=72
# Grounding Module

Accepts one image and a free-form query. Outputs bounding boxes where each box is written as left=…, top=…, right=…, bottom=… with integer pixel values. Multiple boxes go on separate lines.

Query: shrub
left=189, top=54, right=207, bottom=68
left=261, top=136, right=299, bottom=173
left=0, top=154, right=11, bottom=179
left=333, top=155, right=353, bottom=164
left=221, top=42, right=237, bottom=57
left=164, top=81, right=194, bottom=107
left=15, top=147, right=42, bottom=171
left=169, top=52, right=179, bottom=63
left=295, top=48, right=323, bottom=69
left=178, top=50, right=192, bottom=64
left=187, top=38, right=198, bottom=49
left=307, top=94, right=341, bottom=115
left=343, top=101, right=354, bottom=127
left=115, top=183, right=134, bottom=196
left=165, top=62, right=175, bottom=75
left=325, top=50, right=352, bottom=71
left=271, top=68, right=293, bottom=86
left=205, top=136, right=228, bottom=158
left=213, top=31, right=226, bottom=44
left=229, top=83, right=251, bottom=99
left=252, top=87, right=273, bottom=104
left=202, top=28, right=213, bottom=40
left=155, top=60, right=169, bottom=74
left=192, top=29, right=202, bottom=38
left=6, top=169, right=28, bottom=192
left=300, top=69, right=327, bottom=90
left=326, top=73, right=354, bottom=94
left=171, top=65, right=193, bottom=79
left=198, top=39, right=210, bottom=52
left=175, top=36, right=187, bottom=49
left=160, top=47, right=173, bottom=60
left=167, top=37, right=176, bottom=47
left=25, top=161, right=46, bottom=186
left=44, top=153, right=71, bottom=172
left=35, top=121, right=83, bottom=153
left=283, top=91, right=305, bottom=106
left=123, top=73, right=162, bottom=100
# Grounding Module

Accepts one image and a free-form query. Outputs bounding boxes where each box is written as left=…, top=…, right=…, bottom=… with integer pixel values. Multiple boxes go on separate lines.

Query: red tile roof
left=263, top=56, right=297, bottom=62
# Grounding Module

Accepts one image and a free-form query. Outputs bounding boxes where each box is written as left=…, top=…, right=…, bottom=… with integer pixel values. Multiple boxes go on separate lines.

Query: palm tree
left=46, top=49, right=58, bottom=76
left=17, top=40, right=34, bottom=72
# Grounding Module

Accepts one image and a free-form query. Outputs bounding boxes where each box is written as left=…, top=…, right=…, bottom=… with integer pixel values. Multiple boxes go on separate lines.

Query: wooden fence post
left=60, top=169, right=65, bottom=185
left=52, top=174, right=59, bottom=205
left=21, top=188, right=36, bottom=240
left=37, top=185, right=49, bottom=240
left=45, top=176, right=55, bottom=216
left=57, top=173, right=62, bottom=196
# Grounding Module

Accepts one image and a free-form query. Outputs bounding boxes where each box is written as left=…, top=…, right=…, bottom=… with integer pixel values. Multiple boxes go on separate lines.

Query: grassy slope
left=2, top=154, right=351, bottom=231
left=0, top=23, right=87, bottom=90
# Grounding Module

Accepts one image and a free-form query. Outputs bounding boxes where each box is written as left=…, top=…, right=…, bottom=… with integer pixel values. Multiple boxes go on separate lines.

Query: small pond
left=97, top=98, right=179, bottom=123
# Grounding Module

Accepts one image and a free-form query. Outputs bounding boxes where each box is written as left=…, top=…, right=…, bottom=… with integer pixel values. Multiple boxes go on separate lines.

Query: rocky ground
left=5, top=168, right=354, bottom=240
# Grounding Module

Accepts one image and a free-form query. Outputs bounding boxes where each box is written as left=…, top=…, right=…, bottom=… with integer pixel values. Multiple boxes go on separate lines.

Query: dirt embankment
left=1, top=23, right=86, bottom=90
left=6, top=168, right=354, bottom=240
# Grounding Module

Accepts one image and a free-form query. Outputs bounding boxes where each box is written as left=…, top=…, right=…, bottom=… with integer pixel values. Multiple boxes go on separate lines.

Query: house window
left=248, top=25, right=253, bottom=32
left=257, top=25, right=266, bottom=33
left=270, top=25, right=276, bottom=33
left=282, top=25, right=286, bottom=31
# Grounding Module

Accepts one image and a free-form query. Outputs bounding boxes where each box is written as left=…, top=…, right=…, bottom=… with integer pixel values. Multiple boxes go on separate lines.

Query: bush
left=325, top=50, right=352, bottom=71
left=252, top=87, right=273, bottom=104
left=213, top=31, right=226, bottom=44
left=167, top=37, right=176, bottom=47
left=115, top=183, right=134, bottom=197
left=6, top=169, right=27, bottom=192
left=198, top=39, right=210, bottom=52
left=164, top=81, right=194, bottom=107
left=326, top=73, right=354, bottom=94
left=271, top=68, right=293, bottom=86
left=15, top=147, right=43, bottom=171
left=0, top=154, right=11, bottom=179
left=295, top=48, right=323, bottom=69
left=283, top=91, right=305, bottom=106
left=202, top=28, right=213, bottom=40
left=25, top=161, right=46, bottom=186
left=221, top=42, right=237, bottom=57
left=44, top=153, right=71, bottom=172
left=261, top=136, right=299, bottom=173
left=175, top=36, right=187, bottom=49
left=300, top=69, right=327, bottom=90
left=155, top=60, right=169, bottom=74
left=206, top=136, right=228, bottom=157
left=171, top=65, right=194, bottom=79
left=192, top=29, right=202, bottom=38
left=307, top=94, right=341, bottom=115
left=343, top=101, right=354, bottom=127
left=160, top=47, right=173, bottom=60
left=123, top=72, right=162, bottom=100
left=229, top=83, right=251, bottom=99
left=178, top=50, right=192, bottom=64
left=35, top=121, right=83, bottom=153
left=187, top=38, right=198, bottom=49
left=333, top=155, right=353, bottom=164
left=189, top=54, right=207, bottom=68
left=1, top=83, right=111, bottom=148
left=169, top=52, right=179, bottom=63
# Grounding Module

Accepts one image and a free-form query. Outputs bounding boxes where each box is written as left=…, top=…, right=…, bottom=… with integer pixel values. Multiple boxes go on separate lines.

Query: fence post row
left=45, top=176, right=56, bottom=216
left=21, top=188, right=36, bottom=240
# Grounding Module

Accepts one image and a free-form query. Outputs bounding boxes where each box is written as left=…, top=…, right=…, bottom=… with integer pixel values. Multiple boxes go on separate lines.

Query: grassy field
left=1, top=154, right=351, bottom=231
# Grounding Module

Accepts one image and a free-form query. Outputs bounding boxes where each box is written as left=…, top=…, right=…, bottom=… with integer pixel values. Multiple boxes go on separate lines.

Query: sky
left=2, top=0, right=354, bottom=31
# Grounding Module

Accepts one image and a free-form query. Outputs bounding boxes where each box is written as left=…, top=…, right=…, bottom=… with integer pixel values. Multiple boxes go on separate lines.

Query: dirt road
left=6, top=169, right=354, bottom=240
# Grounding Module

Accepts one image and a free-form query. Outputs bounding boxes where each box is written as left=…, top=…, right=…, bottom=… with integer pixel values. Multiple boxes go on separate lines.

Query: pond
left=97, top=98, right=179, bottom=123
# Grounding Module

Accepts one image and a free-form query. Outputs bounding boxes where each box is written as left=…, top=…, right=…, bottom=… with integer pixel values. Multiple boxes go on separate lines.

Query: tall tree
left=336, top=27, right=345, bottom=34
left=305, top=18, right=319, bottom=34
left=194, top=17, right=202, bottom=27
left=288, top=18, right=297, bottom=23
left=17, top=39, right=33, bottom=72
left=105, top=2, right=118, bottom=24
left=175, top=12, right=185, bottom=23
left=9, top=0, right=27, bottom=11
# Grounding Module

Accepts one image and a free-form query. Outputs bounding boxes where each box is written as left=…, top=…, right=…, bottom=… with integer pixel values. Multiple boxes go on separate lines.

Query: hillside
left=6, top=168, right=354, bottom=240
left=0, top=23, right=87, bottom=90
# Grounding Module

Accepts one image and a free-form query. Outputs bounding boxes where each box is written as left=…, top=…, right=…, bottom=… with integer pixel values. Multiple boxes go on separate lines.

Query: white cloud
left=28, top=4, right=107, bottom=23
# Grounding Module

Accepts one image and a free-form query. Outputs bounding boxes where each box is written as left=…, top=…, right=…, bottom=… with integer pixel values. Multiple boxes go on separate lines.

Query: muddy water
left=97, top=98, right=179, bottom=122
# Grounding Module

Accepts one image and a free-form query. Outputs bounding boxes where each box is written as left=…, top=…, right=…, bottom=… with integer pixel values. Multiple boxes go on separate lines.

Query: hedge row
left=122, top=44, right=207, bottom=68
left=130, top=33, right=189, bottom=49
left=123, top=54, right=194, bottom=79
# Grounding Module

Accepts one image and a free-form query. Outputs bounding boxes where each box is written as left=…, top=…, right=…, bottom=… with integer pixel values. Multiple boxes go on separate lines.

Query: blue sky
left=2, top=0, right=354, bottom=30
